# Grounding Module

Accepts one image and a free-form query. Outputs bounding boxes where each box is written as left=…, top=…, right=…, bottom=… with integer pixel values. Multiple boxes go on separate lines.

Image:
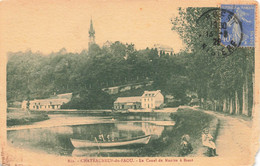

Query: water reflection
left=7, top=113, right=174, bottom=156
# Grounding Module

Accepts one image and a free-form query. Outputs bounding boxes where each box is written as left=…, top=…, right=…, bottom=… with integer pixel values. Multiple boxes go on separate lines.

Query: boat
left=70, top=135, right=151, bottom=148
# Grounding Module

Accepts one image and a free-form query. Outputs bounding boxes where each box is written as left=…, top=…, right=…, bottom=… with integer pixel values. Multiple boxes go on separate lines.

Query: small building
left=114, top=96, right=141, bottom=110
left=103, top=40, right=112, bottom=47
left=165, top=95, right=174, bottom=102
left=119, top=86, right=131, bottom=92
left=141, top=90, right=164, bottom=109
left=102, top=86, right=119, bottom=95
left=154, top=44, right=174, bottom=57
left=21, top=93, right=72, bottom=111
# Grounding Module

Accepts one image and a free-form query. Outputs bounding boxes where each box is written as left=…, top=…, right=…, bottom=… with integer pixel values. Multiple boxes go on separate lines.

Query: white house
left=154, top=44, right=174, bottom=57
left=141, top=90, right=164, bottom=109
left=21, top=93, right=72, bottom=111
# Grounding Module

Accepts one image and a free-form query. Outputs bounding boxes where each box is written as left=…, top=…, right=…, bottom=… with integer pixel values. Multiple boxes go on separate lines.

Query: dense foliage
left=7, top=42, right=191, bottom=109
left=171, top=8, right=254, bottom=116
left=135, top=108, right=217, bottom=156
left=7, top=7, right=254, bottom=116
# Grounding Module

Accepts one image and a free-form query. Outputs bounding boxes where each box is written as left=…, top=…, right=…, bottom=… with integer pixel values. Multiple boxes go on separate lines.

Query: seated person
left=179, top=134, right=193, bottom=156
left=107, top=134, right=111, bottom=142
left=202, top=128, right=218, bottom=156
left=98, top=134, right=105, bottom=142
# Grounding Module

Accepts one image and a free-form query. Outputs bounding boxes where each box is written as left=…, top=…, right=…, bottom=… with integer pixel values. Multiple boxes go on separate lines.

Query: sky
left=0, top=0, right=227, bottom=55
left=0, top=0, right=189, bottom=54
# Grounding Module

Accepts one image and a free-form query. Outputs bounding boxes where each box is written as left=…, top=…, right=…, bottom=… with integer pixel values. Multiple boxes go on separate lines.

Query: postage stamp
left=221, top=5, right=256, bottom=47
left=0, top=0, right=259, bottom=166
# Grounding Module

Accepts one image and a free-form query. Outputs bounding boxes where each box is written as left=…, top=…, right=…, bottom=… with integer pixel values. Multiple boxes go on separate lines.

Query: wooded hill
left=7, top=43, right=189, bottom=109
left=7, top=7, right=254, bottom=116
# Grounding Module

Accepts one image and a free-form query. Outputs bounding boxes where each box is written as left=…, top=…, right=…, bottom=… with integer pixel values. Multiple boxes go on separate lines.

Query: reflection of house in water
left=21, top=93, right=72, bottom=110
left=116, top=123, right=143, bottom=131
left=115, top=122, right=164, bottom=139
left=141, top=122, right=164, bottom=138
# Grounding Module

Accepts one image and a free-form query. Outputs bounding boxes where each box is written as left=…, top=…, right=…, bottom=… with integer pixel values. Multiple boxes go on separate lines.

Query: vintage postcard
left=0, top=0, right=259, bottom=165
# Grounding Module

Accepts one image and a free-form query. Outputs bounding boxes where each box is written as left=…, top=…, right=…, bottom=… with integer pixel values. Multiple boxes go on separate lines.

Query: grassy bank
left=136, top=107, right=219, bottom=156
left=7, top=109, right=49, bottom=126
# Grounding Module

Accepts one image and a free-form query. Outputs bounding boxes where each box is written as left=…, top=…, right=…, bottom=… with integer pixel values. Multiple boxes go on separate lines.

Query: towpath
left=188, top=107, right=255, bottom=165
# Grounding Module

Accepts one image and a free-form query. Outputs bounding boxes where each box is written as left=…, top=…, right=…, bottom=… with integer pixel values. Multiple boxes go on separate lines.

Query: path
left=189, top=107, right=254, bottom=165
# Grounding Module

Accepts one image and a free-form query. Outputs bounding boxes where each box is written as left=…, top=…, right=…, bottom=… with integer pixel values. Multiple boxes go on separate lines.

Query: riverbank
left=7, top=109, right=49, bottom=126
left=189, top=106, right=255, bottom=165
left=135, top=107, right=219, bottom=157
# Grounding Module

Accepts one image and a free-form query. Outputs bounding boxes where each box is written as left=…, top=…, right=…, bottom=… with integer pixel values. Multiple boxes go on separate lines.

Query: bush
left=61, top=89, right=113, bottom=110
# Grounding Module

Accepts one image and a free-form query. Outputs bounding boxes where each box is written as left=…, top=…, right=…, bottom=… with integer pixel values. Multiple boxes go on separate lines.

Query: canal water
left=7, top=112, right=175, bottom=157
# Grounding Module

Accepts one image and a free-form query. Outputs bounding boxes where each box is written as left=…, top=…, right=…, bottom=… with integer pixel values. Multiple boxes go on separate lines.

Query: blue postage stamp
left=220, top=4, right=255, bottom=47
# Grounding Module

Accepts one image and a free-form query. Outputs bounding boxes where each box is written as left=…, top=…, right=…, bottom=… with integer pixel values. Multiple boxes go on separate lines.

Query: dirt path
left=188, top=107, right=254, bottom=165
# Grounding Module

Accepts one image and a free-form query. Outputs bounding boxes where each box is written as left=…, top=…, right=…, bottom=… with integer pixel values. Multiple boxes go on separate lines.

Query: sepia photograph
left=0, top=0, right=259, bottom=165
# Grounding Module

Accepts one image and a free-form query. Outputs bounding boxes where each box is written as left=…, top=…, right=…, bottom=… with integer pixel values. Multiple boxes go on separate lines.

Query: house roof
left=22, top=93, right=72, bottom=106
left=30, top=98, right=70, bottom=105
left=103, top=40, right=112, bottom=47
left=154, top=44, right=174, bottom=52
left=142, top=90, right=161, bottom=97
left=114, top=96, right=141, bottom=103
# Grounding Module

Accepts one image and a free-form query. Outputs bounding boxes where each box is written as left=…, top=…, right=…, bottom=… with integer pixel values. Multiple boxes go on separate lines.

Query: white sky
left=0, top=0, right=187, bottom=54
left=0, top=0, right=224, bottom=55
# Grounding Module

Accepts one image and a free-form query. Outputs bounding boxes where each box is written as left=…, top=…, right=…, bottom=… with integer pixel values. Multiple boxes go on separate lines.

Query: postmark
left=196, top=8, right=243, bottom=57
left=221, top=5, right=255, bottom=47
left=220, top=8, right=243, bottom=48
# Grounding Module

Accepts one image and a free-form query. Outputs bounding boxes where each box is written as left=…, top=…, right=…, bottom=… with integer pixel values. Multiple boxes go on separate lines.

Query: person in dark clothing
left=179, top=134, right=193, bottom=156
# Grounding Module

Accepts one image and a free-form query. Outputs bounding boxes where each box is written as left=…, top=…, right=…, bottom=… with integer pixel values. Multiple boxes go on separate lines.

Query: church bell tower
left=88, top=18, right=95, bottom=48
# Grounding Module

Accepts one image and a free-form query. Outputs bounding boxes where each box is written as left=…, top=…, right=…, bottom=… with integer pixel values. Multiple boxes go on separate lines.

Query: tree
left=171, top=7, right=254, bottom=116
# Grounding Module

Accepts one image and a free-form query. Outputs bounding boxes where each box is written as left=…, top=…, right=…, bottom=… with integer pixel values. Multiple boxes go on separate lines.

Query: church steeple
left=88, top=17, right=95, bottom=47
